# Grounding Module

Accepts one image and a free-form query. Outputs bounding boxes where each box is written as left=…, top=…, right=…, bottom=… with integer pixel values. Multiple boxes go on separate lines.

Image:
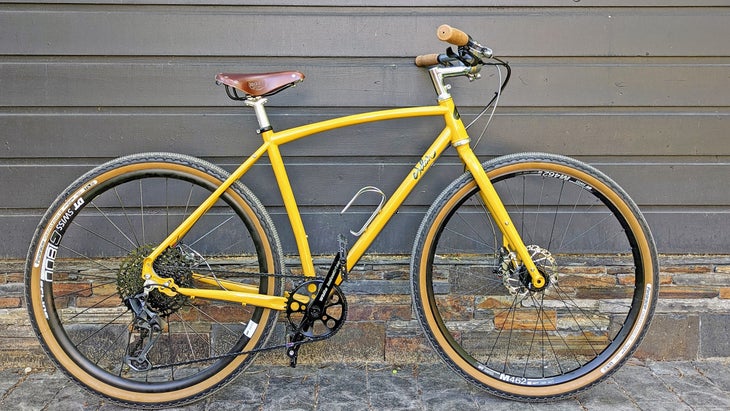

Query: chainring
left=286, top=279, right=347, bottom=340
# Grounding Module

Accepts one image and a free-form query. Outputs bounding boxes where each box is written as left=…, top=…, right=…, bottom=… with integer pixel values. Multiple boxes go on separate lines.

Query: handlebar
left=415, top=25, right=493, bottom=67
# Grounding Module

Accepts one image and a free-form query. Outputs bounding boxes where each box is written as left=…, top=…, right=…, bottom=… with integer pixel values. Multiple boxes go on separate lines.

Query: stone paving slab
left=0, top=359, right=728, bottom=410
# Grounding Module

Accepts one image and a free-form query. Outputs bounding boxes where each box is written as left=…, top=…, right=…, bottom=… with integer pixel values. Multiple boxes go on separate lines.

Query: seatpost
left=244, top=97, right=272, bottom=133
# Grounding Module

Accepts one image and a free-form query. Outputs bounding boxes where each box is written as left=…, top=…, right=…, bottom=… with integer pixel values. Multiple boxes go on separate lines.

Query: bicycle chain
left=147, top=268, right=326, bottom=371
left=149, top=330, right=327, bottom=370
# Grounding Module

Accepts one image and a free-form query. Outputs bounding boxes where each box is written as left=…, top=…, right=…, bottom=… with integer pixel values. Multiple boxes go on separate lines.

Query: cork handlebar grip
left=437, top=24, right=469, bottom=46
left=414, top=53, right=440, bottom=67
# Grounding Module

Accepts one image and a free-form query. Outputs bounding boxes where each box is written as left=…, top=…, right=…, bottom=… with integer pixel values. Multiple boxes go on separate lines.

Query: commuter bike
left=25, top=25, right=658, bottom=407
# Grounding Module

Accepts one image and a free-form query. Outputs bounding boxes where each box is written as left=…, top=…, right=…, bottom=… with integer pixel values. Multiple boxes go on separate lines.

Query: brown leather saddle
left=215, top=71, right=305, bottom=100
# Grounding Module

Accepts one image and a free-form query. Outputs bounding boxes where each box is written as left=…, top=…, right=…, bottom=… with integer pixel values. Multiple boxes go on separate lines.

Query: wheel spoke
left=414, top=154, right=656, bottom=400
left=27, top=154, right=282, bottom=406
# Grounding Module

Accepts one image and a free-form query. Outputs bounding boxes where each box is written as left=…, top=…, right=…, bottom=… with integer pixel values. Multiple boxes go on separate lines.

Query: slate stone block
left=700, top=313, right=730, bottom=358
left=635, top=314, right=699, bottom=360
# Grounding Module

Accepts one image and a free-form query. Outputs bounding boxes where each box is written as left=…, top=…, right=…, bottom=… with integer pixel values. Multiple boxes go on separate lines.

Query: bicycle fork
left=458, top=146, right=544, bottom=289
left=447, top=123, right=545, bottom=289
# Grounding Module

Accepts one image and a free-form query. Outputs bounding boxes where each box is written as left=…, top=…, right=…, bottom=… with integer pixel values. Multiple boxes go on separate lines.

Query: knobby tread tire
left=25, top=152, right=285, bottom=408
left=410, top=152, right=658, bottom=401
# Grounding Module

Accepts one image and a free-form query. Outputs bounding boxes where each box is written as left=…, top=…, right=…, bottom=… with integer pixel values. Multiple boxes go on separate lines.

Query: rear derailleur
left=123, top=294, right=163, bottom=372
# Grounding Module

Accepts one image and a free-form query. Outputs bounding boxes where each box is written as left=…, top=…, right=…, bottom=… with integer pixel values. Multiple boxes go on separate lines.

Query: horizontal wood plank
left=2, top=109, right=728, bottom=157
left=3, top=161, right=727, bottom=209
left=2, top=1, right=728, bottom=6
left=1, top=7, right=729, bottom=57
left=2, top=58, right=730, bottom=107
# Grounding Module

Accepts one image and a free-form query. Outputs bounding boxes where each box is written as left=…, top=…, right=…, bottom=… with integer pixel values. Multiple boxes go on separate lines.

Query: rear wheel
left=25, top=152, right=284, bottom=408
left=411, top=152, right=658, bottom=400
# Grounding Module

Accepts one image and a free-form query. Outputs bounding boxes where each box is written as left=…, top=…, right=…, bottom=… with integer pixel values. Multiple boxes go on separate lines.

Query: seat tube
left=262, top=130, right=316, bottom=278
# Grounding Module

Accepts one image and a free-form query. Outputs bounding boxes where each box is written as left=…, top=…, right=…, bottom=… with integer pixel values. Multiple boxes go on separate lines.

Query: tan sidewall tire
left=412, top=154, right=657, bottom=400
left=26, top=154, right=282, bottom=407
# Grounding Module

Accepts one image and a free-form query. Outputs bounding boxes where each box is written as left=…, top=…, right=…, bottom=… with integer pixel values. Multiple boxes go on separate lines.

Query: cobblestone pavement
left=0, top=359, right=728, bottom=410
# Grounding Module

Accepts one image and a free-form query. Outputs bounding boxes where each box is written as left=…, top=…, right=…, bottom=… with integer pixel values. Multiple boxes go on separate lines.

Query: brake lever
left=447, top=46, right=486, bottom=68
left=446, top=47, right=475, bottom=66
left=443, top=47, right=484, bottom=81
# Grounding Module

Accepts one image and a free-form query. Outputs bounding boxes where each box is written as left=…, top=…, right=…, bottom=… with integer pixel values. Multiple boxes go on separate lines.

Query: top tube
left=266, top=105, right=450, bottom=146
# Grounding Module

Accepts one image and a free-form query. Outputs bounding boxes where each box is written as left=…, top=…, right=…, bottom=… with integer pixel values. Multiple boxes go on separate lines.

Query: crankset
left=285, top=279, right=347, bottom=365
left=285, top=243, right=348, bottom=367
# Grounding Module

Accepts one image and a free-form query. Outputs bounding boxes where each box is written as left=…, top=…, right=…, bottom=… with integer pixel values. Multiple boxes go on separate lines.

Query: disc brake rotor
left=498, top=245, right=558, bottom=297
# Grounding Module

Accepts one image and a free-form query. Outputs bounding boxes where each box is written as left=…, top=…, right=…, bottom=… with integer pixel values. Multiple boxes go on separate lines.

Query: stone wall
left=3, top=255, right=730, bottom=369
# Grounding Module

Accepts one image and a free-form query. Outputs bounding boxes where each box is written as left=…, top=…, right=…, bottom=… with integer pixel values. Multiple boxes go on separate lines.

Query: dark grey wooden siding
left=1, top=1, right=728, bottom=257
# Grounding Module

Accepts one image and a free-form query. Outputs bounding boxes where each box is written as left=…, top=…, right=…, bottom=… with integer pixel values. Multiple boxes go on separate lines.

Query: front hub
left=498, top=245, right=558, bottom=297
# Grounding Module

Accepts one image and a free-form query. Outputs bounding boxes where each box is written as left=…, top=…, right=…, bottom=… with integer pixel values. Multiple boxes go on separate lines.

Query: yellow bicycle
left=25, top=25, right=658, bottom=407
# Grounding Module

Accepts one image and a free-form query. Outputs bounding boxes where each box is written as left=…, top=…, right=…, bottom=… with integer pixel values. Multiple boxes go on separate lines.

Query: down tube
left=344, top=127, right=453, bottom=274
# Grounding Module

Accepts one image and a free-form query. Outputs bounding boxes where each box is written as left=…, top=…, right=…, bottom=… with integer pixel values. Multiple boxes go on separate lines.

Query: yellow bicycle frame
left=140, top=97, right=543, bottom=310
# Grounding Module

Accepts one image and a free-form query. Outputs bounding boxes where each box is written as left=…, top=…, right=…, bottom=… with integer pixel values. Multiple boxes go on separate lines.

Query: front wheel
left=411, top=152, right=658, bottom=401
left=25, top=152, right=284, bottom=408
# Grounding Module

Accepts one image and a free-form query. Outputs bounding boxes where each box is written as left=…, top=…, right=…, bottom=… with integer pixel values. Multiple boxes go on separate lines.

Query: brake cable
left=466, top=57, right=512, bottom=150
